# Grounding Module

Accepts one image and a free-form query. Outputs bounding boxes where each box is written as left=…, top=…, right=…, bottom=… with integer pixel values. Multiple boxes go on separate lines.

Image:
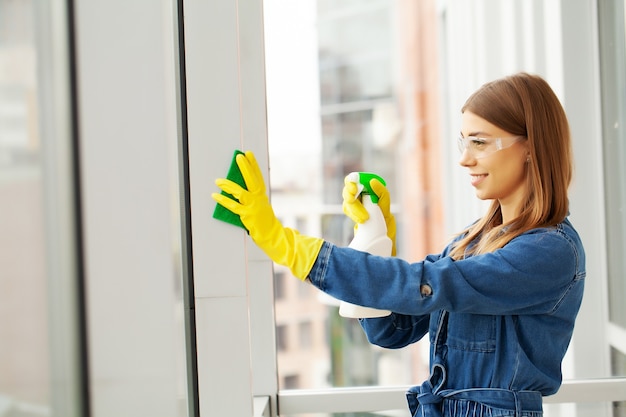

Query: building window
left=299, top=321, right=313, bottom=350
left=276, top=324, right=289, bottom=352
left=274, top=270, right=287, bottom=301
left=283, top=374, right=300, bottom=390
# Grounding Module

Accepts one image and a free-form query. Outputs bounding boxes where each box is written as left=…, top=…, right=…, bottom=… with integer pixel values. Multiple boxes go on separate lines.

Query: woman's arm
left=359, top=313, right=430, bottom=349
left=309, top=225, right=584, bottom=317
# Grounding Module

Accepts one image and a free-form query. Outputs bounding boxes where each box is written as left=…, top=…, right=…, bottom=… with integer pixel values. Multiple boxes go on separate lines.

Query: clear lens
left=457, top=136, right=524, bottom=159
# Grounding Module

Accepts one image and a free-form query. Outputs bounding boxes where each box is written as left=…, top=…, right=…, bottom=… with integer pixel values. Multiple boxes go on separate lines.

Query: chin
left=474, top=190, right=490, bottom=200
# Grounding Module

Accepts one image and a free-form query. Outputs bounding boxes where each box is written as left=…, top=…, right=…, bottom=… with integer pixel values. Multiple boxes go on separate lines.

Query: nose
left=458, top=147, right=476, bottom=167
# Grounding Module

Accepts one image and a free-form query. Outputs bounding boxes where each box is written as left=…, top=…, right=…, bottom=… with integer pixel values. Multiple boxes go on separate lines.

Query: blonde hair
left=449, top=73, right=573, bottom=260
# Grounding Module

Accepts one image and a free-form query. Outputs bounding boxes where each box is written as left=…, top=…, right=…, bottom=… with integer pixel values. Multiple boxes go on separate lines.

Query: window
left=265, top=0, right=440, bottom=393
left=598, top=0, right=626, bottom=395
left=0, top=0, right=84, bottom=414
left=263, top=0, right=626, bottom=415
left=178, top=0, right=626, bottom=413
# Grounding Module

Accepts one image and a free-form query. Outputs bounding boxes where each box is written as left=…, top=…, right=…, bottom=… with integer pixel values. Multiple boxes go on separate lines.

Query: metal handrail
left=277, top=377, right=626, bottom=414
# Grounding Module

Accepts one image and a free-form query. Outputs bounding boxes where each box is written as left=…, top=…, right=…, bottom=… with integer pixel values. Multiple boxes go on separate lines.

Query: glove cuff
left=282, top=229, right=324, bottom=280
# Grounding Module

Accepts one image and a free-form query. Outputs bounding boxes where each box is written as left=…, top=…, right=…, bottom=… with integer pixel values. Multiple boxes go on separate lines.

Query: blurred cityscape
left=265, top=0, right=444, bottom=394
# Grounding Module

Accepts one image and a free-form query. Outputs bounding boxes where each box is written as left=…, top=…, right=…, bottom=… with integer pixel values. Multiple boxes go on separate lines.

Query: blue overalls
left=404, top=310, right=543, bottom=416
left=307, top=219, right=585, bottom=417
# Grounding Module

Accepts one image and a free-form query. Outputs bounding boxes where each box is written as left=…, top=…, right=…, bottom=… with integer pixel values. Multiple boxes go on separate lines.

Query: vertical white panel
left=183, top=0, right=253, bottom=413
left=498, top=1, right=518, bottom=74
left=248, top=259, right=278, bottom=402
left=184, top=0, right=248, bottom=300
left=183, top=0, right=276, bottom=414
left=74, top=0, right=183, bottom=415
left=543, top=0, right=565, bottom=83
left=195, top=297, right=254, bottom=416
left=521, top=1, right=536, bottom=71
left=558, top=0, right=611, bottom=381
left=439, top=0, right=496, bottom=234
left=235, top=0, right=279, bottom=406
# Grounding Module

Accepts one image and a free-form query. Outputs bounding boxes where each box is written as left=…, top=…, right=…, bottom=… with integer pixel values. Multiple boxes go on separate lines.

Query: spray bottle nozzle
left=346, top=172, right=387, bottom=204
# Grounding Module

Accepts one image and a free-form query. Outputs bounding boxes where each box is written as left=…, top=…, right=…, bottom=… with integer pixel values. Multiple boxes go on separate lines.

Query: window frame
left=183, top=0, right=626, bottom=416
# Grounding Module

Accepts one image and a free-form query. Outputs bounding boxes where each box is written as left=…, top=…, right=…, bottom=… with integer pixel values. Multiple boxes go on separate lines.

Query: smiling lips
left=470, top=173, right=487, bottom=186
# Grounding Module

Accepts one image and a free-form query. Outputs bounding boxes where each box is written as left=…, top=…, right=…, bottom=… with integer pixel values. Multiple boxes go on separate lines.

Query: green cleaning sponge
left=212, top=149, right=248, bottom=231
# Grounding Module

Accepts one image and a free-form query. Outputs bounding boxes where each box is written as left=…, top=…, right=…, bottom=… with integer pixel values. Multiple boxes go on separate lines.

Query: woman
left=213, top=72, right=585, bottom=417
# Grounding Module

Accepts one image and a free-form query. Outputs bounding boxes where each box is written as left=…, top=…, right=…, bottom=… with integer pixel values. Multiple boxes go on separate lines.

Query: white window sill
left=277, top=378, right=626, bottom=414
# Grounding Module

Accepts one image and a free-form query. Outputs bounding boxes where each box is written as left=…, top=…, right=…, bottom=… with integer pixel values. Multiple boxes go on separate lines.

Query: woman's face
left=459, top=111, right=529, bottom=219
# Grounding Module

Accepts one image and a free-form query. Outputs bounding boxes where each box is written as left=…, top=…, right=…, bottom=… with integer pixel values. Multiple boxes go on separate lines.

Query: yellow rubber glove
left=342, top=176, right=397, bottom=256
left=212, top=151, right=323, bottom=280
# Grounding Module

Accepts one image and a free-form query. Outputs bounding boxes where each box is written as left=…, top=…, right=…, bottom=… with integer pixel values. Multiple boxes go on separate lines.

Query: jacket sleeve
left=359, top=313, right=430, bottom=349
left=357, top=252, right=444, bottom=348
left=309, top=226, right=584, bottom=316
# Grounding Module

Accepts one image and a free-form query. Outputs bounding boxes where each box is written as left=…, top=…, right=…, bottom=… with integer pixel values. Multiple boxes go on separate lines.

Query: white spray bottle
left=339, top=172, right=392, bottom=318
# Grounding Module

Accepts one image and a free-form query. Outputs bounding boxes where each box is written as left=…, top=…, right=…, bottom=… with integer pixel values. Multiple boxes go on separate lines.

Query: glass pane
left=599, top=0, right=626, bottom=329
left=318, top=3, right=391, bottom=58
left=0, top=0, right=49, bottom=409
left=318, top=4, right=393, bottom=106
left=318, top=0, right=387, bottom=15
left=321, top=111, right=396, bottom=206
left=319, top=59, right=392, bottom=105
left=598, top=0, right=626, bottom=380
left=265, top=0, right=432, bottom=392
left=0, top=0, right=82, bottom=414
left=265, top=0, right=626, bottom=399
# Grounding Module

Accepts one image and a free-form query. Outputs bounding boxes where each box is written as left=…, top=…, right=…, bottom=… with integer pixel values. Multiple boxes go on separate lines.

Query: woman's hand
left=212, top=151, right=323, bottom=280
left=342, top=175, right=397, bottom=256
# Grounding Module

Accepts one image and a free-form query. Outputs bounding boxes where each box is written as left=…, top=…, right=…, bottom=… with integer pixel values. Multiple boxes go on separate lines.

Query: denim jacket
left=307, top=218, right=585, bottom=416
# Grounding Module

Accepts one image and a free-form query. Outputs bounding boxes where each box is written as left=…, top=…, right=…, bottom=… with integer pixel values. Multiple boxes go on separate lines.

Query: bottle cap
left=347, top=172, right=386, bottom=204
